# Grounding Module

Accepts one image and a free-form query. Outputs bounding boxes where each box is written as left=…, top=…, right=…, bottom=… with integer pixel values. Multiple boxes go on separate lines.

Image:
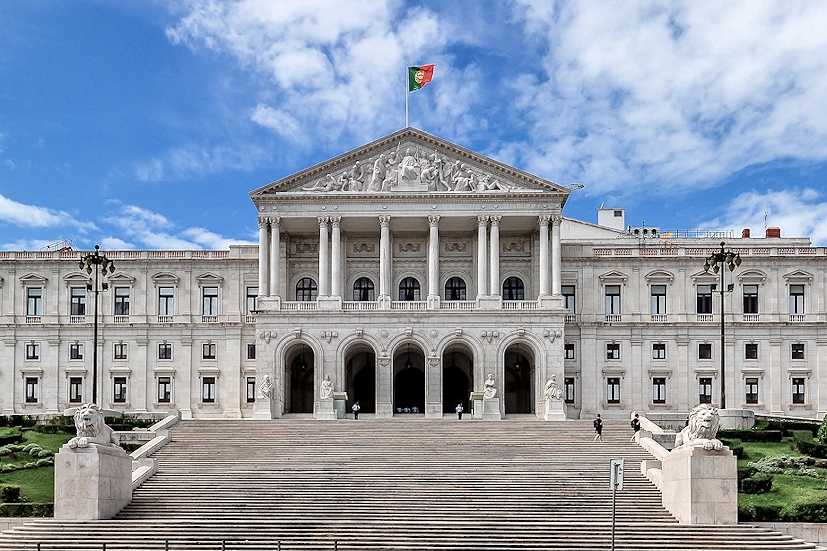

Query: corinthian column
left=489, top=215, right=501, bottom=296
left=477, top=215, right=488, bottom=299
left=257, top=216, right=270, bottom=297
left=539, top=215, right=550, bottom=297
left=379, top=215, right=391, bottom=299
left=428, top=215, right=440, bottom=301
left=318, top=217, right=329, bottom=297
left=330, top=216, right=342, bottom=297
left=551, top=214, right=562, bottom=296
left=269, top=216, right=280, bottom=297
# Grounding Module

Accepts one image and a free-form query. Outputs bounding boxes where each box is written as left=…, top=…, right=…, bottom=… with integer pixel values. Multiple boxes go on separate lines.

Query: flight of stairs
left=0, top=417, right=822, bottom=550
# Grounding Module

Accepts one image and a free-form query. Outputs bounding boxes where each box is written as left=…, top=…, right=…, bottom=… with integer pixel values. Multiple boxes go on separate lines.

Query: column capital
left=490, top=215, right=502, bottom=226
left=270, top=216, right=281, bottom=227
left=257, top=216, right=270, bottom=229
left=317, top=216, right=330, bottom=227
left=330, top=216, right=342, bottom=227
left=428, top=215, right=440, bottom=227
left=538, top=214, right=551, bottom=226
left=551, top=213, right=563, bottom=225
left=379, top=215, right=391, bottom=227
left=477, top=215, right=489, bottom=226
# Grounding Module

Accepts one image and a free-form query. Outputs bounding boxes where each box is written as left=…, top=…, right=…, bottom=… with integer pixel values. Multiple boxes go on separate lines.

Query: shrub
left=738, top=466, right=758, bottom=490
left=36, top=449, right=53, bottom=458
left=0, top=429, right=23, bottom=446
left=740, top=504, right=783, bottom=522
left=0, top=503, right=53, bottom=517
left=748, top=455, right=792, bottom=474
left=742, top=473, right=774, bottom=494
left=34, top=458, right=53, bottom=467
left=721, top=439, right=744, bottom=458
left=717, top=429, right=782, bottom=442
left=791, top=430, right=827, bottom=458
left=0, top=485, right=21, bottom=503
left=818, top=415, right=827, bottom=444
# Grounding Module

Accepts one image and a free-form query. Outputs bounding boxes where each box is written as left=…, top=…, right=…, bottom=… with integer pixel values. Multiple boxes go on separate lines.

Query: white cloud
left=0, top=193, right=96, bottom=231
left=134, top=142, right=270, bottom=181
left=250, top=104, right=305, bottom=143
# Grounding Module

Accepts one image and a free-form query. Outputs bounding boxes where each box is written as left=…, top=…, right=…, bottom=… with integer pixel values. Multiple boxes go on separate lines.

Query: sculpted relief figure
left=67, top=403, right=119, bottom=449
left=258, top=375, right=274, bottom=400
left=382, top=149, right=401, bottom=191
left=483, top=374, right=497, bottom=399
left=399, top=147, right=420, bottom=182
left=348, top=161, right=365, bottom=191
left=544, top=375, right=563, bottom=401
left=367, top=154, right=386, bottom=192
left=674, top=404, right=724, bottom=451
left=320, top=375, right=334, bottom=399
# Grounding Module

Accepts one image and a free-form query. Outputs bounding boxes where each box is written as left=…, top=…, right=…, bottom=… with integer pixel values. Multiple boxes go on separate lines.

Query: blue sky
left=2, top=0, right=827, bottom=251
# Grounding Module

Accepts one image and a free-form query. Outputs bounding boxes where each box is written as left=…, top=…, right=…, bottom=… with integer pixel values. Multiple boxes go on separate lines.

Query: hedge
left=0, top=503, right=53, bottom=517
left=721, top=439, right=744, bottom=459
left=717, top=429, right=782, bottom=442
left=741, top=473, right=774, bottom=494
left=791, top=430, right=827, bottom=458
left=758, top=420, right=819, bottom=437
left=739, top=504, right=783, bottom=522
left=0, top=429, right=23, bottom=447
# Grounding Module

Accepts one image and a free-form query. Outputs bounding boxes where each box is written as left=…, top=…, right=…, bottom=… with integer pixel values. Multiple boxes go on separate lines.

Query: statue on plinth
left=258, top=375, right=274, bottom=400
left=544, top=374, right=563, bottom=401
left=483, top=374, right=497, bottom=399
left=320, top=375, right=334, bottom=399
left=67, top=403, right=119, bottom=449
left=674, top=404, right=724, bottom=450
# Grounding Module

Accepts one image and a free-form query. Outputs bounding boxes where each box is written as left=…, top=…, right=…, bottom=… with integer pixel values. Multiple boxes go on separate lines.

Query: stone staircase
left=0, top=417, right=822, bottom=550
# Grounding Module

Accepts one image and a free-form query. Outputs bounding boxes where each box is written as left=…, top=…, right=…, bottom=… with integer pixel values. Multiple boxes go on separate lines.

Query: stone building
left=1, top=128, right=825, bottom=420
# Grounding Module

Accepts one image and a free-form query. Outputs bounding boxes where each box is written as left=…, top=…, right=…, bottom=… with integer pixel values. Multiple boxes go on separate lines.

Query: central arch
left=443, top=346, right=473, bottom=414
left=393, top=343, right=425, bottom=413
left=286, top=344, right=314, bottom=413
left=346, top=347, right=376, bottom=414
left=504, top=344, right=534, bottom=414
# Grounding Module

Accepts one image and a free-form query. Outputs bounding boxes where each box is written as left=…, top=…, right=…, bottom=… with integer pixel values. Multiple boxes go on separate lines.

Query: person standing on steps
left=455, top=403, right=463, bottom=420
left=352, top=401, right=360, bottom=420
left=630, top=413, right=641, bottom=442
left=593, top=413, right=603, bottom=442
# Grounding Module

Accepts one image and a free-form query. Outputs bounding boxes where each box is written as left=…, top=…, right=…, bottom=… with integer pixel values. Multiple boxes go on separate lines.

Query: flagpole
left=405, top=64, right=409, bottom=128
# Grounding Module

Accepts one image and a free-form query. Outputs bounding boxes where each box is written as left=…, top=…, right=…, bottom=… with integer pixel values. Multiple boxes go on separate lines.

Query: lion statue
left=67, top=403, right=119, bottom=449
left=674, top=404, right=724, bottom=450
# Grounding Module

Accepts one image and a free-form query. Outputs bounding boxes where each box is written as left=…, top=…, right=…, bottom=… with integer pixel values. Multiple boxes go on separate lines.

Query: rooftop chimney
left=766, top=227, right=781, bottom=238
left=742, top=228, right=751, bottom=238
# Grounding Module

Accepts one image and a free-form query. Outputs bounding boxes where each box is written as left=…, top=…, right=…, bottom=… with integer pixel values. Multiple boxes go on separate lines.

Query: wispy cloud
left=134, top=142, right=271, bottom=182
left=0, top=192, right=96, bottom=231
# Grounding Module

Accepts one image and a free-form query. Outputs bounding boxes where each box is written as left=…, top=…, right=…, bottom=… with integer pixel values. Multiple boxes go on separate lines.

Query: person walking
left=630, top=413, right=641, bottom=442
left=455, top=403, right=463, bottom=420
left=593, top=414, right=603, bottom=442
left=352, top=401, right=361, bottom=420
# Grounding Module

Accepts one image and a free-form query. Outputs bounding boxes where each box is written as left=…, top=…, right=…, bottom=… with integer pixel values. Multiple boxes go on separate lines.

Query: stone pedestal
left=315, top=398, right=336, bottom=420
left=482, top=397, right=501, bottom=421
left=470, top=392, right=484, bottom=420
left=544, top=398, right=567, bottom=421
left=253, top=397, right=275, bottom=420
left=661, top=445, right=737, bottom=524
left=333, top=392, right=348, bottom=419
left=54, top=444, right=132, bottom=520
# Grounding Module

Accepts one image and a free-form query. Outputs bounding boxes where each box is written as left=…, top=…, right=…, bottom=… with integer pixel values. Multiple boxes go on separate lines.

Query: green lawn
left=0, top=430, right=72, bottom=504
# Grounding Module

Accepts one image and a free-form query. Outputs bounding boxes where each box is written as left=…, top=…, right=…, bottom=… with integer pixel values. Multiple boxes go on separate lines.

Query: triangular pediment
left=250, top=128, right=569, bottom=201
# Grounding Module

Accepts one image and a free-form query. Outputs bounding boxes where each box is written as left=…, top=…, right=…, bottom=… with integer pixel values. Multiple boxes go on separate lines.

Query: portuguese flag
left=408, top=64, right=436, bottom=91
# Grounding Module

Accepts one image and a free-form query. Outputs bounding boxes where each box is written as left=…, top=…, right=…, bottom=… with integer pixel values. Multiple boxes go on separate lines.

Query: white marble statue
left=67, top=403, right=119, bottom=449
left=399, top=148, right=420, bottom=182
left=483, top=374, right=497, bottom=398
left=320, top=375, right=334, bottom=399
left=367, top=154, right=386, bottom=192
left=544, top=375, right=563, bottom=401
left=674, top=404, right=724, bottom=450
left=258, top=375, right=274, bottom=400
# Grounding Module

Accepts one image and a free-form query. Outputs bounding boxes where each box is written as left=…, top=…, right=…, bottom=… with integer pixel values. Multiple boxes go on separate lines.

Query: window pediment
left=196, top=273, right=224, bottom=285
left=108, top=272, right=136, bottom=285
left=63, top=272, right=90, bottom=286
left=645, top=270, right=673, bottom=283
left=19, top=273, right=47, bottom=285
left=152, top=272, right=180, bottom=285
left=737, top=270, right=767, bottom=284
left=783, top=270, right=813, bottom=284
left=598, top=270, right=628, bottom=284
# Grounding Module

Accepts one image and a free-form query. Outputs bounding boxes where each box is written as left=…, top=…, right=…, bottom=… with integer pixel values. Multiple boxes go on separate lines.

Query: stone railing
left=117, top=413, right=180, bottom=491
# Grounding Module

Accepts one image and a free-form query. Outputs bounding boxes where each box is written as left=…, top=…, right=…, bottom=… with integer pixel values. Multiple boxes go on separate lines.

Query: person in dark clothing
left=593, top=414, right=603, bottom=442
left=630, top=413, right=641, bottom=442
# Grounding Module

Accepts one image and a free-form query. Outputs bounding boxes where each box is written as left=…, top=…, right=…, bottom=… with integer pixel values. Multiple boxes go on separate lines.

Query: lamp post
left=702, top=241, right=741, bottom=409
left=78, top=245, right=115, bottom=405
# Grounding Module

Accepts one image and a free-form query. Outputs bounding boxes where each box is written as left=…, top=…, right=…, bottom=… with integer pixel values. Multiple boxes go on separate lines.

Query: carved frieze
left=353, top=243, right=376, bottom=253
left=295, top=242, right=318, bottom=255
left=444, top=242, right=467, bottom=253
left=399, top=243, right=421, bottom=253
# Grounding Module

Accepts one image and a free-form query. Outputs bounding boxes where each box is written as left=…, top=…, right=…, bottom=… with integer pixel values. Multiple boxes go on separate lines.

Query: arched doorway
left=443, top=347, right=473, bottom=414
left=346, top=348, right=376, bottom=414
left=393, top=343, right=425, bottom=413
left=504, top=345, right=534, bottom=414
left=286, top=344, right=314, bottom=413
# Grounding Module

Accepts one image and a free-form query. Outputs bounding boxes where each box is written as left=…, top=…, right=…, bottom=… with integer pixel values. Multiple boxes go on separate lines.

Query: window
left=561, top=285, right=575, bottom=315
left=743, top=285, right=758, bottom=314
left=159, top=343, right=172, bottom=360
left=444, top=277, right=466, bottom=301
left=113, top=377, right=127, bottom=403
left=652, top=343, right=666, bottom=359
left=26, top=343, right=40, bottom=360
left=745, top=343, right=758, bottom=360
left=697, top=285, right=712, bottom=314
left=699, top=343, right=712, bottom=359
left=564, top=377, right=575, bottom=404
left=69, top=377, right=83, bottom=403
left=399, top=277, right=421, bottom=301
left=246, top=377, right=256, bottom=403
left=745, top=378, right=758, bottom=405
left=792, top=378, right=805, bottom=404
left=606, top=343, right=620, bottom=360
left=158, top=377, right=171, bottom=403
left=650, top=285, right=666, bottom=314
left=70, top=343, right=84, bottom=360
left=699, top=377, right=713, bottom=404
left=792, top=343, right=805, bottom=360
left=26, top=288, right=42, bottom=316
left=203, top=343, right=216, bottom=360
left=114, top=343, right=128, bottom=360
left=502, top=277, right=524, bottom=301
left=789, top=284, right=805, bottom=314
left=605, top=285, right=621, bottom=314
left=564, top=343, right=575, bottom=360
left=652, top=377, right=666, bottom=404
left=25, top=377, right=38, bottom=403
left=296, top=278, right=317, bottom=301
left=114, top=287, right=130, bottom=316
left=247, top=344, right=256, bottom=360
left=607, top=377, right=620, bottom=403
left=247, top=287, right=258, bottom=313
left=70, top=287, right=86, bottom=316
left=159, top=287, right=174, bottom=315
left=202, top=287, right=218, bottom=316
left=202, top=377, right=216, bottom=403
left=353, top=277, right=375, bottom=301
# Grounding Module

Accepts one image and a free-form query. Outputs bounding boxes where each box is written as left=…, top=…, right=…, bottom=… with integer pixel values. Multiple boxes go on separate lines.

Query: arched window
left=398, top=277, right=421, bottom=301
left=444, top=277, right=467, bottom=301
left=503, top=277, right=524, bottom=300
left=295, top=278, right=318, bottom=301
left=353, top=277, right=375, bottom=301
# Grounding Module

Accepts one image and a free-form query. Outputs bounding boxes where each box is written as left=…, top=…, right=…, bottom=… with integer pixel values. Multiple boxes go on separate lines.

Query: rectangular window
left=247, top=377, right=256, bottom=403
left=25, top=377, right=39, bottom=403
left=652, top=377, right=666, bottom=404
left=604, top=285, right=621, bottom=315
left=745, top=343, right=758, bottom=360
left=26, top=343, right=40, bottom=360
left=114, top=287, right=130, bottom=316
left=652, top=343, right=666, bottom=359
left=202, top=377, right=216, bottom=403
left=247, top=344, right=256, bottom=360
left=202, top=287, right=219, bottom=316
left=792, top=377, right=805, bottom=404
left=745, top=378, right=758, bottom=405
left=561, top=285, right=575, bottom=315
left=789, top=284, right=805, bottom=314
left=699, top=377, right=713, bottom=404
left=697, top=285, right=712, bottom=314
left=158, top=343, right=172, bottom=360
left=70, top=287, right=86, bottom=316
left=650, top=285, right=666, bottom=314
left=564, top=377, right=575, bottom=404
left=113, top=377, right=127, bottom=403
left=26, top=288, right=42, bottom=316
left=69, top=377, right=83, bottom=403
left=203, top=343, right=216, bottom=360
left=607, top=377, right=621, bottom=403
left=247, top=287, right=258, bottom=314
left=114, top=343, right=128, bottom=360
left=606, top=343, right=620, bottom=360
left=743, top=285, right=758, bottom=314
left=792, top=343, right=805, bottom=360
left=564, top=343, right=575, bottom=360
left=159, top=287, right=174, bottom=316
left=699, top=343, right=712, bottom=360
left=69, top=343, right=84, bottom=360
left=158, top=377, right=171, bottom=403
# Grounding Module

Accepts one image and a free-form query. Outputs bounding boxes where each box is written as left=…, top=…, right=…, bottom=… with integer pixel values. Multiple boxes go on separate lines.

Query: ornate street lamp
left=702, top=241, right=742, bottom=409
left=78, top=245, right=115, bottom=405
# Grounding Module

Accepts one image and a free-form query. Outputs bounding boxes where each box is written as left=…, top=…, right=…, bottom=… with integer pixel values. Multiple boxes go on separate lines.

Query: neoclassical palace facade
left=1, top=129, right=825, bottom=420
